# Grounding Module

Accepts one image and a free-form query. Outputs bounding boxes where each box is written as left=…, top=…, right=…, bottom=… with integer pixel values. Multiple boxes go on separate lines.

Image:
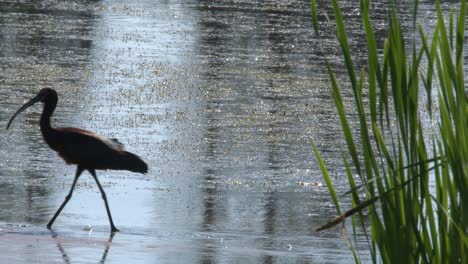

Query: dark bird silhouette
left=6, top=88, right=148, bottom=232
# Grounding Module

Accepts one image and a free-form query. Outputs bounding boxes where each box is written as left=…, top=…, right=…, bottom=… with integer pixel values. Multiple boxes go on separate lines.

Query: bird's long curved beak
left=6, top=94, right=42, bottom=130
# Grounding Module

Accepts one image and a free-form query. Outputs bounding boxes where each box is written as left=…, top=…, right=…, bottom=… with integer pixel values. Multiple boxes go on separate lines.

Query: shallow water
left=0, top=0, right=455, bottom=263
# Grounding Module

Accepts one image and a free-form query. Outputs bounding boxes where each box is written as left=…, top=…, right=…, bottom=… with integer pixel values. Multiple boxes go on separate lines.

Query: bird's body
left=46, top=126, right=147, bottom=172
left=7, top=88, right=148, bottom=232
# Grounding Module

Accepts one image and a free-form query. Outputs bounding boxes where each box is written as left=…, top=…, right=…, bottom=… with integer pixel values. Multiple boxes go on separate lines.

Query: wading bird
left=6, top=88, right=148, bottom=232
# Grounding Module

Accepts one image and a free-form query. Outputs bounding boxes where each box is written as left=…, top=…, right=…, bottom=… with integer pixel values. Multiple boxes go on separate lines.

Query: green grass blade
left=310, top=139, right=341, bottom=215
left=326, top=62, right=362, bottom=176
left=360, top=0, right=379, bottom=123
left=310, top=0, right=319, bottom=37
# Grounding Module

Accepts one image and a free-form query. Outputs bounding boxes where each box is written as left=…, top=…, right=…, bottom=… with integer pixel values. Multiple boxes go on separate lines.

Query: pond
left=0, top=0, right=450, bottom=263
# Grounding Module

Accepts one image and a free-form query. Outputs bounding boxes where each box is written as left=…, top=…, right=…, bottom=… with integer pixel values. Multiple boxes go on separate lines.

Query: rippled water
left=0, top=0, right=454, bottom=263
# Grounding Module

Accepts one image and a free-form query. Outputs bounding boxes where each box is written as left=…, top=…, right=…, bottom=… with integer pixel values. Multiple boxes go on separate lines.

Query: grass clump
left=311, top=0, right=467, bottom=263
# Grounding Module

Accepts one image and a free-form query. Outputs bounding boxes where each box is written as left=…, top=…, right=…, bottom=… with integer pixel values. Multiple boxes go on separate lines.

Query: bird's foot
left=111, top=226, right=120, bottom=233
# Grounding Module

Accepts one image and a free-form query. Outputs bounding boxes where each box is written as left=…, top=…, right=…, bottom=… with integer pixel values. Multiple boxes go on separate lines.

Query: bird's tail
left=117, top=151, right=148, bottom=174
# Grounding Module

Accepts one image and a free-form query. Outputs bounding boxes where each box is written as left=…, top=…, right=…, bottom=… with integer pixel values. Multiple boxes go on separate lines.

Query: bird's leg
left=47, top=166, right=84, bottom=229
left=89, top=169, right=119, bottom=232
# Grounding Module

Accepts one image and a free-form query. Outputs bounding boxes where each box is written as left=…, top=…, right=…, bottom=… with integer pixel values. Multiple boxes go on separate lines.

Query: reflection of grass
left=310, top=0, right=467, bottom=263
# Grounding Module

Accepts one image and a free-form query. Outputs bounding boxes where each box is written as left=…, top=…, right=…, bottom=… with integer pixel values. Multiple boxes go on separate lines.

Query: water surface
left=0, top=0, right=454, bottom=263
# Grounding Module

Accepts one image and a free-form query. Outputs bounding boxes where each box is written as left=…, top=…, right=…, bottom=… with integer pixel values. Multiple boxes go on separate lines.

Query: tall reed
left=311, top=0, right=467, bottom=263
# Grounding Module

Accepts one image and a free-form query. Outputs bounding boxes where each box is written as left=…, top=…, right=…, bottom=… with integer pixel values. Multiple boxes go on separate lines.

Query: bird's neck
left=40, top=98, right=57, bottom=135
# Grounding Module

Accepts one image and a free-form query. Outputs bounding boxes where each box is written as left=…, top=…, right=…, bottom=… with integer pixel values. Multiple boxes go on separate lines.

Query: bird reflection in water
left=50, top=230, right=115, bottom=264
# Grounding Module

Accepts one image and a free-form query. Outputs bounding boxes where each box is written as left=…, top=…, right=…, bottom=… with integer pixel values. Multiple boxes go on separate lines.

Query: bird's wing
left=54, top=127, right=126, bottom=168
left=58, top=127, right=125, bottom=151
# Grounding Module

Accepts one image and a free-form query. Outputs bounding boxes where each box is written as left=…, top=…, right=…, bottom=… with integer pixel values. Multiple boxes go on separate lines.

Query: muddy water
left=0, top=0, right=447, bottom=263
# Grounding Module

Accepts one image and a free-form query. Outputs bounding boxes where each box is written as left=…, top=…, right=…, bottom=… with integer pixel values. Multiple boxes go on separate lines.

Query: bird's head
left=6, top=88, right=58, bottom=130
